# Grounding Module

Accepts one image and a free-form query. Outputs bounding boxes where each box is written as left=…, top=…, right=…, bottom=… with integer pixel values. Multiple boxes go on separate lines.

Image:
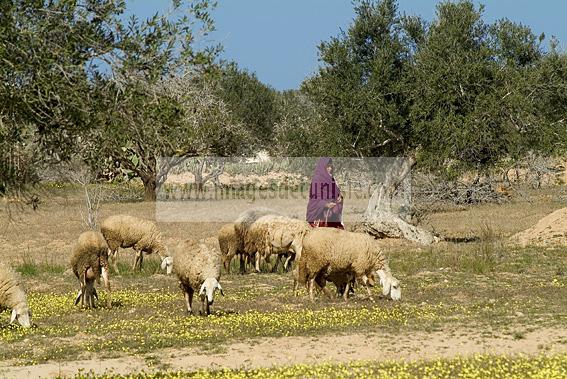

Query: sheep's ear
left=199, top=282, right=206, bottom=296
left=10, top=309, right=17, bottom=323
left=218, top=283, right=224, bottom=296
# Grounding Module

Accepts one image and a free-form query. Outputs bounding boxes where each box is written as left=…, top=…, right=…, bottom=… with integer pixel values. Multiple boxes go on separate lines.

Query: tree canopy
left=297, top=0, right=567, bottom=178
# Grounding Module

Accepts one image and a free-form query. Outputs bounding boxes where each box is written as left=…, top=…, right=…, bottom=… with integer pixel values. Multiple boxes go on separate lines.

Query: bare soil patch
left=511, top=207, right=567, bottom=247
left=1, top=327, right=565, bottom=378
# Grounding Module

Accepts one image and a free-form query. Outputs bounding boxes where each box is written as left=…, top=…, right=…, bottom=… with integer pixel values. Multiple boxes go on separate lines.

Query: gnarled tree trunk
left=141, top=175, right=157, bottom=202
left=362, top=157, right=439, bottom=245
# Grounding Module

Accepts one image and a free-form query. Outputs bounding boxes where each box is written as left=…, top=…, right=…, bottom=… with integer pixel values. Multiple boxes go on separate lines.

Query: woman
left=306, top=157, right=344, bottom=229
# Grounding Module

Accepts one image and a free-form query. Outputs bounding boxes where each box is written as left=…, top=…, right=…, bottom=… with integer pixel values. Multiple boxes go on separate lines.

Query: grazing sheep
left=218, top=223, right=247, bottom=274
left=0, top=263, right=32, bottom=327
left=101, top=214, right=167, bottom=272
left=244, top=215, right=311, bottom=273
left=70, top=231, right=111, bottom=308
left=172, top=238, right=224, bottom=316
left=230, top=208, right=279, bottom=273
left=296, top=228, right=401, bottom=302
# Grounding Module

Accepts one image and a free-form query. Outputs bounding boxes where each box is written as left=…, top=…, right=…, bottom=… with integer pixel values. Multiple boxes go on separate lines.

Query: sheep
left=70, top=231, right=111, bottom=309
left=218, top=223, right=247, bottom=274
left=296, top=228, right=401, bottom=302
left=244, top=215, right=311, bottom=273
left=0, top=263, right=32, bottom=327
left=227, top=208, right=279, bottom=273
left=172, top=238, right=224, bottom=316
left=101, top=214, right=168, bottom=272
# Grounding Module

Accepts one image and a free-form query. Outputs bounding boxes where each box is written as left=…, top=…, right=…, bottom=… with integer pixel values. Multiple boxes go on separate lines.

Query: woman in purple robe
left=306, top=157, right=344, bottom=229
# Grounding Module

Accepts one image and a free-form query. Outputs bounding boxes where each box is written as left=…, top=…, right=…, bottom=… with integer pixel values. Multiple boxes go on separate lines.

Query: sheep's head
left=161, top=256, right=173, bottom=274
left=155, top=244, right=169, bottom=260
left=376, top=269, right=401, bottom=301
left=11, top=303, right=32, bottom=328
left=199, top=278, right=224, bottom=305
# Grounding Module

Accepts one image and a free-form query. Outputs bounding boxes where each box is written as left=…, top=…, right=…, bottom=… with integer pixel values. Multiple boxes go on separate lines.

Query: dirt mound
left=511, top=207, right=567, bottom=247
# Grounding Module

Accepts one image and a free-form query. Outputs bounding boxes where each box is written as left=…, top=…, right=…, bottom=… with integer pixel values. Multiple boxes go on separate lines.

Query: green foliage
left=0, top=0, right=123, bottom=194
left=302, top=0, right=412, bottom=157
left=216, top=62, right=278, bottom=144
left=271, top=90, right=345, bottom=156
left=297, top=0, right=566, bottom=180
left=85, top=1, right=255, bottom=201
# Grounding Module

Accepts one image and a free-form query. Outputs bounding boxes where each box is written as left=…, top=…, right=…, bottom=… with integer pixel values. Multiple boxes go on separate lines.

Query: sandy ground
left=511, top=207, right=567, bottom=247
left=1, top=327, right=565, bottom=378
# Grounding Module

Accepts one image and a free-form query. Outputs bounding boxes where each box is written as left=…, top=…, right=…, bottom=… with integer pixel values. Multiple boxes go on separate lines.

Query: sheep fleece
left=70, top=231, right=109, bottom=281
left=0, top=263, right=28, bottom=311
left=173, top=239, right=221, bottom=291
left=245, top=215, right=310, bottom=257
left=101, top=214, right=165, bottom=256
left=298, top=228, right=387, bottom=283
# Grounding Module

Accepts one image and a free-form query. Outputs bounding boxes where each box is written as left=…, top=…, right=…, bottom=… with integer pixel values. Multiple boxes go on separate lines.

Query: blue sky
left=126, top=0, right=567, bottom=90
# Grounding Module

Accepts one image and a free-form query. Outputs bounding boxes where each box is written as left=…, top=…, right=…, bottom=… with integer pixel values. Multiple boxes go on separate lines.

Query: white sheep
left=172, top=238, right=224, bottom=316
left=244, top=215, right=311, bottom=273
left=296, top=228, right=401, bottom=302
left=101, top=214, right=167, bottom=272
left=70, top=231, right=111, bottom=308
left=0, top=263, right=32, bottom=327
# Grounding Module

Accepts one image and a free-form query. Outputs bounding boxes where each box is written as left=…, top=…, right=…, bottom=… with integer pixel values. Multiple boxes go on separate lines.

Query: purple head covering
left=306, top=157, right=343, bottom=223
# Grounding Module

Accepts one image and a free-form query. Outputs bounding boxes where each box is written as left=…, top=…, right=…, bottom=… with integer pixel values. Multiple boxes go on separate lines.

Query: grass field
left=0, top=183, right=566, bottom=378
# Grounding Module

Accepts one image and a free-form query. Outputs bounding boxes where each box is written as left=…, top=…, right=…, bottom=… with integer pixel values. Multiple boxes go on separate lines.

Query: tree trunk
left=362, top=157, right=439, bottom=245
left=142, top=176, right=157, bottom=202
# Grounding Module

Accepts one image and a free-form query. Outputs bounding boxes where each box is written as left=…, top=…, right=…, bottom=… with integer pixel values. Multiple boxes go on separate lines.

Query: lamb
left=244, top=215, right=311, bottom=273
left=101, top=214, right=168, bottom=272
left=172, top=238, right=224, bottom=316
left=70, top=231, right=111, bottom=308
left=0, top=263, right=32, bottom=327
left=296, top=228, right=401, bottom=302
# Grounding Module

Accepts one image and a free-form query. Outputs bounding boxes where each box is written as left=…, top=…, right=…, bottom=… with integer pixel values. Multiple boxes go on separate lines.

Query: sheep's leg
left=101, top=265, right=111, bottom=308
left=84, top=283, right=92, bottom=308
left=308, top=278, right=316, bottom=302
left=284, top=254, right=294, bottom=272
left=365, top=284, right=375, bottom=302
left=255, top=253, right=261, bottom=273
left=80, top=272, right=88, bottom=308
left=322, top=286, right=334, bottom=300
left=74, top=289, right=83, bottom=306
left=90, top=281, right=97, bottom=308
left=343, top=281, right=351, bottom=302
left=246, top=254, right=252, bottom=271
left=315, top=275, right=333, bottom=301
left=184, top=287, right=194, bottom=314
left=203, top=299, right=210, bottom=316
left=270, top=255, right=281, bottom=273
left=80, top=286, right=86, bottom=308
left=109, top=249, right=120, bottom=274
left=239, top=254, right=246, bottom=275
left=132, top=249, right=143, bottom=271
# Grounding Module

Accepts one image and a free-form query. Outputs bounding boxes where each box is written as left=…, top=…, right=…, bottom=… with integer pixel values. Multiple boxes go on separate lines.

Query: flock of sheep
left=0, top=208, right=401, bottom=327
